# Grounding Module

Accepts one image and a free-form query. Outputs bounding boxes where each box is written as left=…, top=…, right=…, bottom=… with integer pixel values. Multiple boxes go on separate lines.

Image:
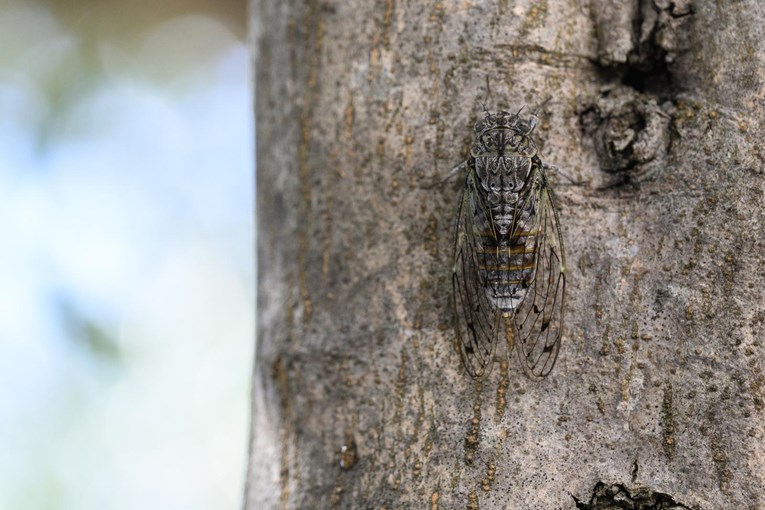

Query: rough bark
left=247, top=1, right=765, bottom=508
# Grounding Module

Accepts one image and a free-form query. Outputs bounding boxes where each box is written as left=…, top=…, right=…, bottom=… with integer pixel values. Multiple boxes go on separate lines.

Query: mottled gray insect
left=452, top=108, right=566, bottom=378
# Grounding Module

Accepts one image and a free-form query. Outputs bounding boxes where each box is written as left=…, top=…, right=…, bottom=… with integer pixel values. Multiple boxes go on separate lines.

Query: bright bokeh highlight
left=0, top=2, right=253, bottom=509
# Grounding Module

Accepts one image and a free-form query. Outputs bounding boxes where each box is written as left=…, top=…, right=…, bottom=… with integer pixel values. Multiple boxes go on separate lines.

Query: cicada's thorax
left=474, top=154, right=537, bottom=236
left=470, top=114, right=542, bottom=312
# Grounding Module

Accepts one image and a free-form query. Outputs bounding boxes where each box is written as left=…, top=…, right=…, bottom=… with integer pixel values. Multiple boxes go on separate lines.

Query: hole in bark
left=621, top=0, right=673, bottom=97
left=595, top=0, right=694, bottom=100
left=629, top=0, right=695, bottom=96
left=621, top=62, right=670, bottom=97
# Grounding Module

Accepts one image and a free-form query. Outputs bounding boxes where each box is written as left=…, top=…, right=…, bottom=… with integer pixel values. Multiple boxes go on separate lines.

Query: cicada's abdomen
left=476, top=225, right=539, bottom=314
left=474, top=183, right=543, bottom=315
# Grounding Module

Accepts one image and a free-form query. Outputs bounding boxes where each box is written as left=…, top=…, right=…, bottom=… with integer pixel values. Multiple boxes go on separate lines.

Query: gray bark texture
left=247, top=0, right=765, bottom=508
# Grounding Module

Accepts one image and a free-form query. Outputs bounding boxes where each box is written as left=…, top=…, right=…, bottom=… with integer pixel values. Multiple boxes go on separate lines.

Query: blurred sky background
left=0, top=0, right=253, bottom=509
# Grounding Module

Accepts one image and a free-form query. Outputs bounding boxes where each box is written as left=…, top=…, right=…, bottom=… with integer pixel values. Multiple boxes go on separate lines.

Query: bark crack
left=573, top=482, right=696, bottom=510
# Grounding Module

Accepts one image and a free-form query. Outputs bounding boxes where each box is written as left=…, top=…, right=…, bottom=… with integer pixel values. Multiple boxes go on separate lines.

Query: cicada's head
left=471, top=109, right=538, bottom=159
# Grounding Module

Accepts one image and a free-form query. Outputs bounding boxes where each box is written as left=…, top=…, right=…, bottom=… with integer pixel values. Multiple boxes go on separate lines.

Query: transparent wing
left=512, top=178, right=566, bottom=377
left=452, top=172, right=502, bottom=378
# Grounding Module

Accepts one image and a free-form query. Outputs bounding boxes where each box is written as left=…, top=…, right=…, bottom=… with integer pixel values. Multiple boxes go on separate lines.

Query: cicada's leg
left=422, top=160, right=468, bottom=189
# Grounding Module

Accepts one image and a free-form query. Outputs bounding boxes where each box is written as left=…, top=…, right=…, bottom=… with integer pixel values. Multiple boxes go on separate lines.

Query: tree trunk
left=246, top=1, right=765, bottom=508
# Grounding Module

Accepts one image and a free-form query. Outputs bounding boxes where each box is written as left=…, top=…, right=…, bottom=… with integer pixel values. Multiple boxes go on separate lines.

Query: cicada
left=452, top=108, right=566, bottom=378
